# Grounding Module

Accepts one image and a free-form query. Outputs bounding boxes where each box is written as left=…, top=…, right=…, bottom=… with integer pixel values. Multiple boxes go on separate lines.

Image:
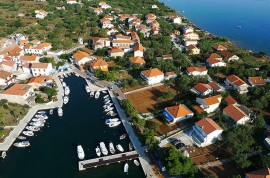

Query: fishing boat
left=23, top=131, right=34, bottom=136
left=63, top=96, right=69, bottom=104
left=134, top=160, right=140, bottom=166
left=116, top=144, right=124, bottom=152
left=18, top=136, right=26, bottom=140
left=1, top=151, right=6, bottom=159
left=14, top=141, right=30, bottom=148
left=85, top=85, right=90, bottom=93
left=65, top=86, right=70, bottom=95
left=95, top=91, right=100, bottom=99
left=77, top=145, right=85, bottom=160
left=29, top=121, right=44, bottom=127
left=35, top=114, right=48, bottom=119
left=99, top=142, right=108, bottom=155
left=102, top=90, right=107, bottom=94
left=124, top=163, right=129, bottom=173
left=49, top=109, right=53, bottom=115
left=26, top=126, right=40, bottom=132
left=120, top=134, right=127, bottom=140
left=108, top=121, right=121, bottom=127
left=62, top=82, right=66, bottom=88
left=37, top=111, right=46, bottom=114
left=58, top=107, right=63, bottom=117
left=129, top=142, right=134, bottom=151
left=96, top=146, right=101, bottom=157
left=109, top=142, right=116, bottom=154
left=103, top=95, right=109, bottom=99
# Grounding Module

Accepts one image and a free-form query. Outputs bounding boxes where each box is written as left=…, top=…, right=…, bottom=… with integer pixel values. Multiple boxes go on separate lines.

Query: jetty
left=78, top=151, right=139, bottom=171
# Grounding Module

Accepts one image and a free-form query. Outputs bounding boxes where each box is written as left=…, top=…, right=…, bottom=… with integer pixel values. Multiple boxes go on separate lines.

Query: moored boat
left=63, top=96, right=69, bottom=104
left=120, top=134, right=127, bottom=140
left=26, top=126, right=40, bottom=132
left=102, top=90, right=107, bottom=94
left=105, top=118, right=119, bottom=123
left=96, top=146, right=101, bottom=157
left=85, top=85, right=90, bottom=93
left=1, top=151, right=6, bottom=159
left=49, top=109, right=53, bottom=115
left=75, top=73, right=79, bottom=77
left=35, top=113, right=48, bottom=119
left=23, top=131, right=34, bottom=136
left=95, top=91, right=100, bottom=99
left=29, top=121, right=44, bottom=127
left=32, top=118, right=46, bottom=122
left=90, top=91, right=95, bottom=97
left=103, top=95, right=109, bottom=99
left=134, top=160, right=140, bottom=166
left=104, top=100, right=111, bottom=104
left=124, top=163, right=129, bottom=173
left=108, top=121, right=121, bottom=127
left=77, top=145, right=85, bottom=160
left=14, top=141, right=30, bottom=148
left=62, top=82, right=66, bottom=88
left=65, top=86, right=70, bottom=95
left=116, top=144, right=124, bottom=152
left=99, top=142, right=108, bottom=155
left=18, top=136, right=26, bottom=140
left=37, top=111, right=46, bottom=114
left=109, top=142, right=116, bottom=154
left=58, top=107, right=63, bottom=117
left=129, top=142, right=134, bottom=151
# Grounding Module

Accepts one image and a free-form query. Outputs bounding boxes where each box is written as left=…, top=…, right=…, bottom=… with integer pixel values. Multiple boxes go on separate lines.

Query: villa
left=223, top=104, right=251, bottom=125
left=225, top=75, right=249, bottom=93
left=212, top=44, right=227, bottom=51
left=140, top=68, right=164, bottom=85
left=220, top=50, right=239, bottom=62
left=99, top=1, right=111, bottom=9
left=27, top=76, right=53, bottom=88
left=186, top=66, right=208, bottom=76
left=0, top=61, right=17, bottom=72
left=89, top=59, right=108, bottom=72
left=134, top=43, right=144, bottom=57
left=108, top=47, right=124, bottom=58
left=187, top=45, right=200, bottom=55
left=73, top=50, right=92, bottom=66
left=31, top=63, right=53, bottom=77
left=248, top=76, right=266, bottom=86
left=19, top=55, right=38, bottom=63
left=163, top=104, right=194, bottom=123
left=24, top=42, right=52, bottom=55
left=182, top=39, right=198, bottom=47
left=92, top=7, right=103, bottom=15
left=195, top=94, right=222, bottom=114
left=0, top=70, right=16, bottom=86
left=182, top=26, right=194, bottom=34
left=112, top=40, right=134, bottom=49
left=165, top=71, right=177, bottom=80
left=224, top=95, right=238, bottom=106
left=184, top=32, right=200, bottom=40
left=129, top=57, right=145, bottom=66
left=191, top=83, right=213, bottom=96
left=206, top=53, right=226, bottom=67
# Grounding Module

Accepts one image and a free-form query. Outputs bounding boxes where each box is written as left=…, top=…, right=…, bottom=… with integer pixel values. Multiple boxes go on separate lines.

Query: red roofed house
left=112, top=40, right=134, bottom=49
left=223, top=104, right=250, bottom=125
left=191, top=83, right=213, bottom=96
left=31, top=63, right=53, bottom=77
left=134, top=43, right=144, bottom=57
left=140, top=68, right=164, bottom=85
left=187, top=45, right=200, bottom=55
left=0, top=61, right=17, bottom=72
left=191, top=118, right=223, bottom=147
left=195, top=94, right=222, bottom=113
left=206, top=53, right=226, bottom=67
left=19, top=55, right=38, bottom=63
left=108, top=47, right=124, bottom=58
left=248, top=76, right=266, bottom=87
left=212, top=44, right=227, bottom=51
left=27, top=76, right=53, bottom=88
left=186, top=66, right=208, bottom=76
left=99, top=1, right=111, bottom=9
left=163, top=104, right=194, bottom=123
left=224, top=95, right=237, bottom=105
left=89, top=59, right=108, bottom=72
left=35, top=9, right=48, bottom=19
left=225, top=75, right=249, bottom=94
left=129, top=57, right=145, bottom=66
left=220, top=50, right=239, bottom=62
left=246, top=168, right=270, bottom=178
left=73, top=50, right=92, bottom=66
left=165, top=71, right=177, bottom=80
left=91, top=7, right=103, bottom=15
left=0, top=70, right=16, bottom=86
left=24, top=42, right=52, bottom=54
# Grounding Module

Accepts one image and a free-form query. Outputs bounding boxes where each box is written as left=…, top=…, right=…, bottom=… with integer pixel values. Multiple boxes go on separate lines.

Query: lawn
left=0, top=129, right=12, bottom=143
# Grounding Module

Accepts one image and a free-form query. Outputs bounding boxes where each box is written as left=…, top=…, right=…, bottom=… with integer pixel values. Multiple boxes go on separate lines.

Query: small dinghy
left=95, top=91, right=100, bottom=99
left=1, top=151, right=6, bottom=159
left=18, top=136, right=26, bottom=140
left=96, top=146, right=101, bottom=157
left=90, top=91, right=95, bottom=97
left=134, top=160, right=140, bottom=166
left=23, top=131, right=34, bottom=136
left=14, top=141, right=30, bottom=148
left=116, top=144, right=124, bottom=152
left=109, top=142, right=116, bottom=154
left=77, top=145, right=85, bottom=160
left=120, top=134, right=127, bottom=140
left=49, top=109, right=53, bottom=115
left=124, top=163, right=129, bottom=173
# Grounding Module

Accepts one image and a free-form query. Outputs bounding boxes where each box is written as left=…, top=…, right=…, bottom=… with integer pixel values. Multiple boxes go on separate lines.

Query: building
left=206, top=53, right=226, bottom=67
left=0, top=70, right=15, bottom=86
left=182, top=26, right=194, bottom=34
left=223, top=104, right=250, bottom=125
left=92, top=7, right=103, bottom=15
left=182, top=39, right=198, bottom=47
left=145, top=13, right=156, bottom=20
left=90, top=37, right=110, bottom=50
left=35, top=9, right=48, bottom=19
left=31, top=63, right=53, bottom=77
left=140, top=68, right=164, bottom=85
left=99, top=1, right=111, bottom=9
left=163, top=104, right=194, bottom=123
left=67, top=0, right=78, bottom=4
left=184, top=32, right=200, bottom=40
left=165, top=71, right=177, bottom=80
left=129, top=57, right=145, bottom=66
left=191, top=83, right=213, bottom=96
left=186, top=66, right=208, bottom=76
left=24, top=42, right=52, bottom=55
left=225, top=75, right=249, bottom=93
left=187, top=45, right=200, bottom=55
left=191, top=118, right=223, bottom=147
left=73, top=50, right=92, bottom=66
left=100, top=18, right=114, bottom=29
left=246, top=168, right=270, bottom=178
left=208, top=81, right=223, bottom=92
left=134, top=43, right=144, bottom=57
left=196, top=94, right=222, bottom=113
left=212, top=44, right=227, bottom=51
left=108, top=47, right=124, bottom=58
left=248, top=76, right=266, bottom=87
left=224, top=95, right=237, bottom=105
left=89, top=59, right=108, bottom=72
left=220, top=50, right=239, bottom=62
left=112, top=40, right=134, bottom=49
left=151, top=5, right=158, bottom=9
left=19, top=55, right=38, bottom=63
left=27, top=76, right=53, bottom=88
left=0, top=61, right=17, bottom=72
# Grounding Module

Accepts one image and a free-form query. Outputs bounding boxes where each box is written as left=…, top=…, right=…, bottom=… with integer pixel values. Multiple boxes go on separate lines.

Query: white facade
left=184, top=33, right=199, bottom=40
left=35, top=10, right=48, bottom=19
left=140, top=73, right=164, bottom=85
left=196, top=97, right=221, bottom=113
left=31, top=63, right=53, bottom=77
left=187, top=71, right=208, bottom=76
left=227, top=55, right=239, bottom=62
left=207, top=61, right=226, bottom=67
left=183, top=40, right=198, bottom=47
left=134, top=50, right=143, bottom=57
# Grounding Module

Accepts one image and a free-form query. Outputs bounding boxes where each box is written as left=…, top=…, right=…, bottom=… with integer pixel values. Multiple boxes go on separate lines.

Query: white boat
left=60, top=78, right=63, bottom=82
left=77, top=145, right=85, bottom=160
left=49, top=109, right=53, bottom=115
left=67, top=73, right=71, bottom=76
left=134, top=160, right=140, bottom=166
left=64, top=74, right=68, bottom=78
left=32, top=118, right=45, bottom=122
left=85, top=85, right=90, bottom=93
left=105, top=100, right=111, bottom=104
left=65, top=86, right=70, bottom=95
left=108, top=121, right=121, bottom=127
left=103, top=95, right=109, bottom=99
left=124, top=163, right=129, bottom=173
left=109, top=142, right=116, bottom=154
left=96, top=146, right=101, bottom=157
left=104, top=98, right=110, bottom=102
left=116, top=144, right=124, bottom=152
left=105, top=107, right=114, bottom=112
left=35, top=114, right=48, bottom=119
left=120, top=134, right=127, bottom=140
left=75, top=73, right=79, bottom=77
left=23, top=131, right=34, bottom=136
left=63, top=96, right=69, bottom=104
left=37, top=111, right=46, bottom=114
left=58, top=107, right=63, bottom=117
left=90, top=91, right=95, bottom=97
left=14, top=141, right=30, bottom=148
left=99, top=142, right=108, bottom=155
left=1, top=151, right=6, bottom=159
left=26, top=126, right=40, bottom=132
left=29, top=121, right=44, bottom=127
left=105, top=118, right=119, bottom=123
left=18, top=136, right=26, bottom=140
left=105, top=103, right=113, bottom=107
left=109, top=113, right=117, bottom=117
left=102, top=90, right=107, bottom=94
left=129, top=142, right=134, bottom=151
left=62, top=82, right=66, bottom=88
left=95, top=91, right=100, bottom=99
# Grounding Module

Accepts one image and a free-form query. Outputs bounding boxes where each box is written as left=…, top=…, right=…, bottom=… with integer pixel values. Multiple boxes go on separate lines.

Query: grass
left=0, top=129, right=12, bottom=143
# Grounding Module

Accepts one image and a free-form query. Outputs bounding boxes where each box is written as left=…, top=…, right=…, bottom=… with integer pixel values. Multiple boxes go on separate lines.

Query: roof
left=112, top=39, right=133, bottom=44
left=226, top=75, right=247, bottom=87
left=223, top=105, right=248, bottom=122
left=19, top=55, right=37, bottom=61
left=28, top=76, right=46, bottom=84
left=73, top=50, right=91, bottom=62
left=220, top=50, right=235, bottom=59
left=166, top=104, right=193, bottom=118
left=249, top=76, right=266, bottom=85
left=134, top=44, right=144, bottom=52
left=141, top=68, right=163, bottom=78
left=208, top=82, right=221, bottom=91
left=196, top=118, right=222, bottom=135
left=187, top=66, right=207, bottom=73
left=31, top=63, right=50, bottom=69
left=207, top=53, right=222, bottom=60
left=212, top=44, right=227, bottom=51
left=193, top=105, right=204, bottom=114
left=224, top=96, right=237, bottom=105
left=246, top=168, right=270, bottom=178
left=1, top=61, right=15, bottom=67
left=166, top=71, right=177, bottom=76
left=116, top=34, right=130, bottom=40
left=0, top=70, right=12, bottom=79
left=109, top=47, right=124, bottom=53
left=34, top=42, right=52, bottom=50
left=2, top=84, right=31, bottom=96
left=200, top=94, right=222, bottom=105
left=129, top=57, right=145, bottom=64
left=187, top=45, right=198, bottom=50
left=90, top=59, right=108, bottom=67
left=194, top=83, right=212, bottom=94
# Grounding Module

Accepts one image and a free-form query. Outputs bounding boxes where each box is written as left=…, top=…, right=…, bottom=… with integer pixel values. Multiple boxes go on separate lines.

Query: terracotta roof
left=223, top=105, right=248, bottom=122
left=246, top=168, right=270, bottom=178
left=28, top=76, right=46, bottom=84
left=73, top=50, right=91, bottom=62
left=207, top=53, right=222, bottom=60
left=109, top=47, right=124, bottom=53
left=249, top=76, right=266, bottom=85
left=31, top=63, right=50, bottom=69
left=1, top=61, right=15, bottom=67
left=141, top=68, right=163, bottom=78
left=196, top=118, right=222, bottom=135
left=0, top=70, right=12, bottom=79
left=23, top=63, right=31, bottom=68
left=208, top=82, right=221, bottom=91
left=166, top=71, right=176, bottom=76
left=224, top=96, right=237, bottom=105
left=134, top=44, right=144, bottom=52
left=200, top=94, right=222, bottom=105
left=226, top=75, right=247, bottom=87
left=131, top=32, right=140, bottom=42
left=212, top=44, right=227, bottom=51
left=193, top=105, right=204, bottom=114
left=129, top=57, right=145, bottom=64
left=194, top=83, right=212, bottom=94
left=187, top=66, right=207, bottom=73
left=90, top=59, right=108, bottom=67
left=166, top=104, right=193, bottom=118
left=34, top=42, right=51, bottom=50
left=220, top=50, right=235, bottom=59
left=19, top=55, right=37, bottom=61
left=187, top=45, right=198, bottom=50
left=2, top=84, right=31, bottom=96
left=116, top=34, right=130, bottom=40
left=112, top=39, right=133, bottom=43
left=92, top=7, right=103, bottom=12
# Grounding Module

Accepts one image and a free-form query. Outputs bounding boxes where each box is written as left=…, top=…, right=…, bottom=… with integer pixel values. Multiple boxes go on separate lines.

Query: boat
left=77, top=145, right=85, bottom=160
left=75, top=73, right=79, bottom=77
left=109, top=113, right=117, bottom=117
left=1, top=151, right=6, bottom=159
left=102, top=90, right=107, bottom=94
left=99, top=142, right=108, bottom=155
left=237, top=25, right=242, bottom=29
left=35, top=114, right=48, bottom=119
left=23, top=131, right=34, bottom=136
left=37, top=111, right=46, bottom=114
left=103, top=95, right=109, bottom=99
left=13, top=141, right=30, bottom=148
left=105, top=118, right=119, bottom=123
left=105, top=108, right=114, bottom=112
left=129, top=142, right=134, bottom=151
left=116, top=144, right=124, bottom=152
left=95, top=91, right=100, bottom=99
left=64, top=73, right=68, bottom=78
left=58, top=107, right=63, bottom=117
left=85, top=85, right=90, bottom=93
left=96, top=146, right=101, bottom=157
left=90, top=91, right=95, bottom=97
left=109, top=142, right=116, bottom=154
left=134, top=160, right=140, bottom=166
left=105, top=103, right=113, bottom=107
left=120, top=134, right=127, bottom=140
left=124, top=163, right=129, bottom=173
left=49, top=109, right=53, bottom=115
left=108, top=121, right=121, bottom=127
left=26, top=126, right=40, bottom=132
left=104, top=100, right=111, bottom=104
left=65, top=86, right=70, bottom=95
left=67, top=73, right=71, bottom=76
left=18, top=136, right=26, bottom=140
left=29, top=122, right=44, bottom=127
left=104, top=98, right=110, bottom=102
left=63, top=96, right=69, bottom=104
left=62, top=82, right=66, bottom=88
left=60, top=78, right=63, bottom=82
left=32, top=118, right=45, bottom=122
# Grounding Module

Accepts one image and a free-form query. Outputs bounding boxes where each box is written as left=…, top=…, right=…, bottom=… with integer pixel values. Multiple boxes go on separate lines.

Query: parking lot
left=159, top=128, right=194, bottom=147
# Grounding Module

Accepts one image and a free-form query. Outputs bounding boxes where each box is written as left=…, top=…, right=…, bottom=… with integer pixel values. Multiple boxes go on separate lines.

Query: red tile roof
left=223, top=105, right=248, bottom=122
left=193, top=83, right=212, bottom=93
left=249, top=76, right=266, bottom=85
left=246, top=168, right=270, bottom=178
left=166, top=104, right=193, bottom=118
left=196, top=118, right=222, bottom=135
left=224, top=96, right=237, bottom=105
left=141, top=68, right=163, bottom=77
left=226, top=75, right=247, bottom=87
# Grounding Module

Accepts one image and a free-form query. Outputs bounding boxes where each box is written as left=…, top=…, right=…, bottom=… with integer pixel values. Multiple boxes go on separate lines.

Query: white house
left=108, top=47, right=125, bottom=58
left=186, top=66, right=208, bottom=76
left=151, top=5, right=158, bottom=9
left=191, top=83, right=213, bottom=96
left=206, top=53, right=226, bottom=67
left=248, top=76, right=266, bottom=87
left=0, top=70, right=15, bottom=86
left=106, top=28, right=118, bottom=36
left=99, top=1, right=111, bottom=9
left=220, top=50, right=239, bottom=62
left=31, top=63, right=53, bottom=77
left=191, top=118, right=223, bottom=147
left=134, top=43, right=144, bottom=57
left=223, top=104, right=250, bottom=125
left=24, top=42, right=52, bottom=55
left=196, top=94, right=222, bottom=113
left=67, top=0, right=78, bottom=4
left=140, top=68, right=164, bottom=85
left=100, top=19, right=114, bottom=29
left=163, top=104, right=194, bottom=123
left=183, top=39, right=198, bottom=47
left=225, top=75, right=249, bottom=94
left=112, top=40, right=134, bottom=49
left=184, top=32, right=200, bottom=40
left=0, top=61, right=17, bottom=72
left=187, top=45, right=200, bottom=55
left=168, top=16, right=182, bottom=24
left=35, top=9, right=48, bottom=19
left=73, top=50, right=92, bottom=66
left=91, top=7, right=103, bottom=15
left=183, top=26, right=194, bottom=34
left=165, top=71, right=177, bottom=80
left=91, top=37, right=110, bottom=50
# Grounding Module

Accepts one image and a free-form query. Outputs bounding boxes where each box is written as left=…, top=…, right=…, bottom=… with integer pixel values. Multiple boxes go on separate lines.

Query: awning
left=163, top=111, right=174, bottom=122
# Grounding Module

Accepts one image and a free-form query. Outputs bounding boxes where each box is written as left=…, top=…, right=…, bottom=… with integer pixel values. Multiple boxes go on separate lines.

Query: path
left=124, top=83, right=164, bottom=95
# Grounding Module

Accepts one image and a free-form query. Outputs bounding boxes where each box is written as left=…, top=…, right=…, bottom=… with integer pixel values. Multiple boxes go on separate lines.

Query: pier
left=78, top=151, right=139, bottom=171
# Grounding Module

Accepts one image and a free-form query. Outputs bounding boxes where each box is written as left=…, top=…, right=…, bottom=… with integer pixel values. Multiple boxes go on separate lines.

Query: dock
left=78, top=151, right=139, bottom=171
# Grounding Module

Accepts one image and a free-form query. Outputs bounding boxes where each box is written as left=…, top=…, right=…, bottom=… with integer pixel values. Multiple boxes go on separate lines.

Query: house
left=224, top=95, right=237, bottom=105
left=187, top=45, right=200, bottom=55
left=108, top=47, right=124, bottom=58
left=151, top=5, right=158, bottom=9
left=206, top=53, right=226, bottom=67
left=182, top=39, right=198, bottom=47
left=248, top=76, right=266, bottom=86
left=115, top=34, right=131, bottom=40
left=184, top=32, right=200, bottom=40
left=225, top=75, right=249, bottom=93
left=246, top=168, right=270, bottom=178
left=106, top=28, right=118, bottom=36
left=223, top=104, right=251, bottom=125
left=220, top=50, right=239, bottom=62
left=112, top=40, right=134, bottom=49
left=195, top=94, right=222, bottom=113
left=130, top=32, right=140, bottom=43
left=35, top=9, right=48, bottom=19
left=0, top=70, right=15, bottom=86
left=92, top=7, right=103, bottom=15
left=89, top=59, right=108, bottom=72
left=90, top=37, right=110, bottom=50
left=27, top=76, right=53, bottom=88
left=22, top=63, right=31, bottom=74
left=73, top=50, right=92, bottom=66
left=134, top=43, right=144, bottom=57
left=129, top=57, right=145, bottom=66
left=31, top=63, right=53, bottom=77
left=186, top=66, right=208, bottom=76
left=191, top=83, right=213, bottom=96
left=165, top=71, right=177, bottom=80
left=140, top=68, right=164, bottom=85
left=0, top=84, right=34, bottom=105
left=191, top=118, right=223, bottom=147
left=208, top=81, right=223, bottom=92
left=100, top=18, right=113, bottom=29
left=182, top=26, right=194, bottom=34
left=19, top=55, right=38, bottom=63
left=1, top=45, right=24, bottom=61
left=170, top=16, right=182, bottom=24
left=24, top=42, right=52, bottom=54
left=212, top=44, right=227, bottom=51
left=145, top=13, right=156, bottom=20
left=103, top=15, right=114, bottom=21
left=99, top=1, right=111, bottom=9
left=0, top=61, right=17, bottom=72
left=67, top=0, right=78, bottom=4
left=163, top=104, right=194, bottom=123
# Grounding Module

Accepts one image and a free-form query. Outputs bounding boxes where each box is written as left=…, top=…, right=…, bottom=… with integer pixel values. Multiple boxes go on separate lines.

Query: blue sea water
left=160, top=0, right=270, bottom=55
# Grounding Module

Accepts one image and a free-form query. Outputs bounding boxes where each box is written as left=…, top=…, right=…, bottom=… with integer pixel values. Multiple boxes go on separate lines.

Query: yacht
left=124, top=163, right=129, bottom=173
left=26, top=126, right=40, bottom=132
left=18, top=136, right=26, bottom=140
left=49, top=109, right=53, bottom=115
left=29, top=122, right=44, bottom=127
left=35, top=114, right=48, bottom=119
left=108, top=121, right=121, bottom=127
left=134, top=160, right=140, bottom=166
left=95, top=91, right=100, bottom=99
left=108, top=112, right=117, bottom=117
left=104, top=98, right=110, bottom=102
left=99, top=142, right=108, bottom=155
left=96, top=146, right=101, bottom=157
left=23, top=131, right=34, bottom=136
left=63, top=96, right=69, bottom=104
left=77, top=145, right=85, bottom=160
left=120, top=134, right=127, bottom=140
left=65, top=86, right=70, bottom=95
left=109, top=142, right=116, bottom=154
left=14, top=141, right=30, bottom=148
left=116, top=144, right=124, bottom=152
left=85, top=85, right=90, bottom=93
left=58, top=107, right=63, bottom=117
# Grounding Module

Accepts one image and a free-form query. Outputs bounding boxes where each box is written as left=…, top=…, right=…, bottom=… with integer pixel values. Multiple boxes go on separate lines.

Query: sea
left=0, top=75, right=145, bottom=178
left=160, top=0, right=270, bottom=55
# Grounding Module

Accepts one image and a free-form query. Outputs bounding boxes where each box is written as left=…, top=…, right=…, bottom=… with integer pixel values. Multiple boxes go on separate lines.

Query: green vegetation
left=156, top=91, right=175, bottom=102
left=93, top=69, right=116, bottom=82
left=39, top=57, right=56, bottom=66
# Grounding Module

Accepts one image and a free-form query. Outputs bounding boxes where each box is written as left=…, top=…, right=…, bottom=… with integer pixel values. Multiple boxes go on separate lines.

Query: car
left=157, top=161, right=166, bottom=172
left=175, top=142, right=185, bottom=149
left=173, top=140, right=182, bottom=146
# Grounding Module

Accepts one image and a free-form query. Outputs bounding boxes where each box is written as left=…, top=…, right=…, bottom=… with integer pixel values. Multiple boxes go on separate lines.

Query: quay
left=78, top=151, right=139, bottom=171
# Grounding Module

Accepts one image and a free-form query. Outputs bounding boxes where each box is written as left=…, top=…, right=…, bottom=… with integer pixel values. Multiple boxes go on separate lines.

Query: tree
left=233, top=153, right=251, bottom=168
left=44, top=87, right=57, bottom=99
left=145, top=120, right=159, bottom=132
left=0, top=99, right=8, bottom=108
left=261, top=155, right=270, bottom=167
left=143, top=128, right=158, bottom=148
left=253, top=113, right=266, bottom=128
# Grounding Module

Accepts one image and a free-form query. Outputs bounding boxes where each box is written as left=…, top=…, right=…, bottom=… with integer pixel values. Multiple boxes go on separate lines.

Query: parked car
left=158, top=160, right=166, bottom=172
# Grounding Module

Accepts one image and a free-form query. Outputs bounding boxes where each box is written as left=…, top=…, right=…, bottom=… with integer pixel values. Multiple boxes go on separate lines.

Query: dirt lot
left=152, top=118, right=179, bottom=135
